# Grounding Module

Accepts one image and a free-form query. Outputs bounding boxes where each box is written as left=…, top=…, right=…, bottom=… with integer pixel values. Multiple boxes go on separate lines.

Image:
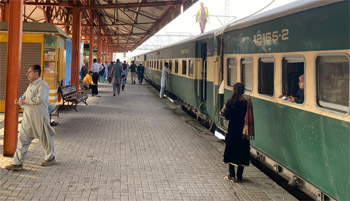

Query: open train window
left=182, top=60, right=187, bottom=75
left=241, top=57, right=253, bottom=92
left=189, top=60, right=194, bottom=77
left=227, top=57, right=237, bottom=87
left=175, top=60, right=179, bottom=74
left=258, top=57, right=274, bottom=97
left=282, top=56, right=305, bottom=103
left=169, top=60, right=172, bottom=72
left=316, top=54, right=349, bottom=113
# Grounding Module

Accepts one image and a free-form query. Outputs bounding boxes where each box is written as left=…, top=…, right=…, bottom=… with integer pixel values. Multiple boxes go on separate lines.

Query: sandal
left=223, top=176, right=235, bottom=182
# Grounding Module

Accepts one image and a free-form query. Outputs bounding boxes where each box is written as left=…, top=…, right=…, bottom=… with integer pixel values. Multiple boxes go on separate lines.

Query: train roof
left=137, top=29, right=217, bottom=57
left=215, top=0, right=344, bottom=36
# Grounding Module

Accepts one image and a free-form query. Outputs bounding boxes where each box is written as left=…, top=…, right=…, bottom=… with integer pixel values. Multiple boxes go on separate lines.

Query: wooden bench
left=58, top=85, right=88, bottom=111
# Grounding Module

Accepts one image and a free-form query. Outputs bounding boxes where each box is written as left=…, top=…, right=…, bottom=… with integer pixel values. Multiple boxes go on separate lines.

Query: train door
left=213, top=34, right=227, bottom=133
left=216, top=35, right=226, bottom=130
left=201, top=43, right=207, bottom=101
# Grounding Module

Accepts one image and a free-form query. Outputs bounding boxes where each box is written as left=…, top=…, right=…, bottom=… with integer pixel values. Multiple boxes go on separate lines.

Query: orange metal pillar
left=109, top=47, right=113, bottom=62
left=0, top=2, right=10, bottom=21
left=97, top=26, right=101, bottom=63
left=89, top=25, right=93, bottom=70
left=3, top=0, right=23, bottom=156
left=71, top=6, right=81, bottom=92
left=105, top=41, right=109, bottom=62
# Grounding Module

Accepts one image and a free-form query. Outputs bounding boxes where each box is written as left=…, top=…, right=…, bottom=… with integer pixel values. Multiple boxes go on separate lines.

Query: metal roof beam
left=101, top=33, right=147, bottom=36
left=80, top=1, right=182, bottom=10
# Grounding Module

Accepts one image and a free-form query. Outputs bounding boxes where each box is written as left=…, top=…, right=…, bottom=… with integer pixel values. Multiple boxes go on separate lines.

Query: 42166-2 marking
left=253, top=29, right=289, bottom=45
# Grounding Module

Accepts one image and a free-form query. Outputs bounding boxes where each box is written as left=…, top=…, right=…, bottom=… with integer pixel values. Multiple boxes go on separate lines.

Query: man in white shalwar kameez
left=5, top=65, right=56, bottom=171
left=160, top=62, right=170, bottom=98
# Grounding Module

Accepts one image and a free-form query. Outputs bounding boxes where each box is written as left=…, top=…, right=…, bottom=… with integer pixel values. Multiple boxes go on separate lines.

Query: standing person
left=108, top=61, right=114, bottom=83
left=196, top=2, right=209, bottom=33
left=99, top=64, right=106, bottom=83
left=160, top=62, right=170, bottom=98
left=137, top=62, right=145, bottom=84
left=129, top=61, right=137, bottom=85
left=81, top=61, right=89, bottom=80
left=121, top=60, right=129, bottom=91
left=220, top=83, right=249, bottom=183
left=83, top=71, right=99, bottom=97
left=110, top=59, right=123, bottom=96
left=104, top=61, right=109, bottom=83
left=91, top=58, right=103, bottom=84
left=5, top=65, right=56, bottom=171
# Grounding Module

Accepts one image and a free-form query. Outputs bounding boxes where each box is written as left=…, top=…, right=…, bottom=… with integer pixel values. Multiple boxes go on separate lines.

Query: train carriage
left=134, top=1, right=349, bottom=200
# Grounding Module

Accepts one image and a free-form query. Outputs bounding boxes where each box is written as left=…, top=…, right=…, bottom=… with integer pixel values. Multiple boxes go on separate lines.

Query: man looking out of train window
left=288, top=74, right=304, bottom=104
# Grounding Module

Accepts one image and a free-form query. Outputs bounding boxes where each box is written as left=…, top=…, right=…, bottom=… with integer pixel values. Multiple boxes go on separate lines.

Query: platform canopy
left=18, top=0, right=198, bottom=52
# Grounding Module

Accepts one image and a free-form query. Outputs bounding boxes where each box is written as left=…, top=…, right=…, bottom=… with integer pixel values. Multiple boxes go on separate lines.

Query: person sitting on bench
left=83, top=71, right=99, bottom=97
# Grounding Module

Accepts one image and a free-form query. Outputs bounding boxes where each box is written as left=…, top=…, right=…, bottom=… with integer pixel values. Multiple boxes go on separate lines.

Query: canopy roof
left=14, top=0, right=198, bottom=52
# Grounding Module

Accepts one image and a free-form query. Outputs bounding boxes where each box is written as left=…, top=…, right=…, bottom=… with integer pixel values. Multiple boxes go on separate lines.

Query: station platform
left=0, top=81, right=297, bottom=201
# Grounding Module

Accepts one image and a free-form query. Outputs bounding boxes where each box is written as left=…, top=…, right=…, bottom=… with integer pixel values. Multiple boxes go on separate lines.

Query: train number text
left=253, top=29, right=289, bottom=45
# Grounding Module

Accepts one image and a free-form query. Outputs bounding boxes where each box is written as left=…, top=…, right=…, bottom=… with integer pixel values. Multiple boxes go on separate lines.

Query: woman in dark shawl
left=221, top=83, right=250, bottom=183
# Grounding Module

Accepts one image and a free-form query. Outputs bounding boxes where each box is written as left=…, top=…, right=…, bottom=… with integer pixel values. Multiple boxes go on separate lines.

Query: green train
left=133, top=1, right=349, bottom=200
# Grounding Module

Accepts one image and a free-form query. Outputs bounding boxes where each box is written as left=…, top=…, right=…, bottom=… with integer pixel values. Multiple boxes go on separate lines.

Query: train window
left=175, top=60, right=179, bottom=74
left=189, top=60, right=194, bottom=77
left=227, top=58, right=237, bottom=87
left=282, top=56, right=305, bottom=102
left=160, top=61, right=163, bottom=70
left=258, top=57, right=274, bottom=97
left=316, top=55, right=349, bottom=113
left=182, top=60, right=187, bottom=75
left=241, top=57, right=253, bottom=92
left=169, top=60, right=173, bottom=72
left=157, top=61, right=159, bottom=69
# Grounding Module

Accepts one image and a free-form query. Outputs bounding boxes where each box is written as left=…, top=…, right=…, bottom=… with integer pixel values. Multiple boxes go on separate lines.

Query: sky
left=115, top=0, right=297, bottom=59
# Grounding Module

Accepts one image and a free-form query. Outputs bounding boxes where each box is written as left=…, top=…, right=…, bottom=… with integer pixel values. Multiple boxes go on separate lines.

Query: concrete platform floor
left=0, top=81, right=297, bottom=201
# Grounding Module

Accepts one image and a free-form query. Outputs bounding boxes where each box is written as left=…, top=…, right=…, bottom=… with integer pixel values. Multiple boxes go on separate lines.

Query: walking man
left=121, top=60, right=129, bottom=91
left=160, top=62, right=170, bottom=98
left=111, top=59, right=123, bottom=96
left=91, top=58, right=103, bottom=84
left=5, top=65, right=56, bottom=171
left=137, top=62, right=145, bottom=84
left=130, top=61, right=137, bottom=84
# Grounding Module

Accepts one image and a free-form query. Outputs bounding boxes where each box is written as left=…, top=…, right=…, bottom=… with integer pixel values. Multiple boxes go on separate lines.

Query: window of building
left=175, top=60, right=179, bottom=73
left=227, top=57, right=237, bottom=87
left=258, top=57, right=274, bottom=96
left=316, top=55, right=349, bottom=113
left=182, top=60, right=187, bottom=75
left=241, top=57, right=253, bottom=92
left=189, top=60, right=194, bottom=77
left=282, top=56, right=305, bottom=102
